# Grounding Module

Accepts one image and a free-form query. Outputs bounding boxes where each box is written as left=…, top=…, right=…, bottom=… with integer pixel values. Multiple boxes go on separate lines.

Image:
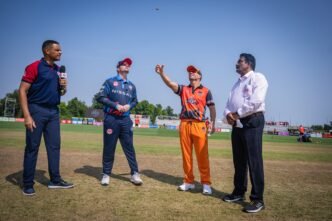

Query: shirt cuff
left=237, top=108, right=244, bottom=118
left=224, top=110, right=231, bottom=118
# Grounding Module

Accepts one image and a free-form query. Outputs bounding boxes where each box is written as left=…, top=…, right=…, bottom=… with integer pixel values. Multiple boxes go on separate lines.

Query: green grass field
left=0, top=122, right=332, bottom=221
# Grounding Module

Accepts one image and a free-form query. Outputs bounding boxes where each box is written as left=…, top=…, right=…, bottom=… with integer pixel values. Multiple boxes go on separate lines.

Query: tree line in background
left=2, top=90, right=331, bottom=129
left=0, top=90, right=177, bottom=124
left=311, top=124, right=332, bottom=131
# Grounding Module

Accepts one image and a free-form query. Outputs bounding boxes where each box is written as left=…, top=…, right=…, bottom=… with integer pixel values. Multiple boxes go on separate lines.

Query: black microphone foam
left=59, top=65, right=66, bottom=73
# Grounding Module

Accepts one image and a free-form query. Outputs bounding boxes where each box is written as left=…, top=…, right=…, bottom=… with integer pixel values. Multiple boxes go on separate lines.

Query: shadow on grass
left=141, top=169, right=184, bottom=185
left=141, top=169, right=232, bottom=201
left=6, top=170, right=49, bottom=187
left=74, top=165, right=130, bottom=182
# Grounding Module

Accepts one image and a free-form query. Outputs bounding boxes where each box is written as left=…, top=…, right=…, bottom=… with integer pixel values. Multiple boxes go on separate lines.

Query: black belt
left=240, top=112, right=263, bottom=120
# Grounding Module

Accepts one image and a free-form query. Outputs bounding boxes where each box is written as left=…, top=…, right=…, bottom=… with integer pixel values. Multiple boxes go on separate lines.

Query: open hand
left=155, top=64, right=164, bottom=75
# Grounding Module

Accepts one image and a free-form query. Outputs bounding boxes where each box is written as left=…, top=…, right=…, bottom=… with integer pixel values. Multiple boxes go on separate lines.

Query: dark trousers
left=231, top=114, right=265, bottom=202
left=103, top=115, right=139, bottom=175
left=23, top=104, right=61, bottom=187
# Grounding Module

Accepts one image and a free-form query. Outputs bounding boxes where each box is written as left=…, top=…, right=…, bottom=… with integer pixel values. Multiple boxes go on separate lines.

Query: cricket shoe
left=101, top=174, right=110, bottom=186
left=130, top=172, right=143, bottom=185
left=202, top=184, right=212, bottom=195
left=178, top=183, right=195, bottom=191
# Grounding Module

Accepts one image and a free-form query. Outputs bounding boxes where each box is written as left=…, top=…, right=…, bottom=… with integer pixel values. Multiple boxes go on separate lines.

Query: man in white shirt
left=222, top=53, right=268, bottom=213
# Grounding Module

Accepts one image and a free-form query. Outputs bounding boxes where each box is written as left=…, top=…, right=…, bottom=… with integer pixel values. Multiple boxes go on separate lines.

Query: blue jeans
left=23, top=104, right=61, bottom=187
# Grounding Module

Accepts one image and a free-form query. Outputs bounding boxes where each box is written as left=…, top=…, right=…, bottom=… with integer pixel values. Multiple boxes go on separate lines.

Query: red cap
left=117, top=58, right=132, bottom=67
left=187, top=65, right=201, bottom=75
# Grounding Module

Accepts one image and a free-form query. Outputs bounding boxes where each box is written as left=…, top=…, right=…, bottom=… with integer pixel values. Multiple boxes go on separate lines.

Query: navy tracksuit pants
left=103, top=115, right=139, bottom=175
left=231, top=113, right=265, bottom=202
left=23, top=104, right=61, bottom=187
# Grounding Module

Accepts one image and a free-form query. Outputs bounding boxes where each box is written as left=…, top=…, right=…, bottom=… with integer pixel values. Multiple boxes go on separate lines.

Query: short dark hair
left=240, top=53, right=256, bottom=71
left=42, top=40, right=59, bottom=54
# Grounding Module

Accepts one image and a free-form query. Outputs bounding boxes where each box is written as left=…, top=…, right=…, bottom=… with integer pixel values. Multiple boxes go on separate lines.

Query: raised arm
left=155, top=64, right=179, bottom=93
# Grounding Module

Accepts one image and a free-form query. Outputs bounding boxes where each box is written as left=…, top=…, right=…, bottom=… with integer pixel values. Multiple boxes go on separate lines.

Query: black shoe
left=222, top=194, right=244, bottom=202
left=22, top=186, right=35, bottom=196
left=243, top=200, right=265, bottom=213
left=48, top=179, right=74, bottom=189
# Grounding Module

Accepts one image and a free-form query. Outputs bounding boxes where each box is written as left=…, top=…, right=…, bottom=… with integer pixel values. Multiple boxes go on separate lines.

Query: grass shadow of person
left=6, top=169, right=49, bottom=188
left=74, top=165, right=130, bottom=182
left=141, top=169, right=184, bottom=186
left=141, top=169, right=228, bottom=200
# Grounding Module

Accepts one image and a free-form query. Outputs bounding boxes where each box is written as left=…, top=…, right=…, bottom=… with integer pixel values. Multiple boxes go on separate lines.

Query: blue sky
left=0, top=0, right=331, bottom=126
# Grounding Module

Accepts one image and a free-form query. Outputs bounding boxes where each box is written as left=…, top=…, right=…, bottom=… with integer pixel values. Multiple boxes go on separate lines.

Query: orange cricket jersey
left=177, top=84, right=214, bottom=121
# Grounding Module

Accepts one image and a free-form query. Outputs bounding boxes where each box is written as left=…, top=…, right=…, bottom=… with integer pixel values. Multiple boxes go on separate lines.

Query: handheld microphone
left=59, top=65, right=67, bottom=94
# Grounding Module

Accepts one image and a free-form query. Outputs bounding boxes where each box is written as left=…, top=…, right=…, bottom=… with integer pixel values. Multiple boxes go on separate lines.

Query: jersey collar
left=187, top=84, right=203, bottom=89
left=116, top=74, right=130, bottom=83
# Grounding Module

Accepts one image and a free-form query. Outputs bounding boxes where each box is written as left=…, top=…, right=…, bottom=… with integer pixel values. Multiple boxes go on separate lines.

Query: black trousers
left=231, top=114, right=265, bottom=201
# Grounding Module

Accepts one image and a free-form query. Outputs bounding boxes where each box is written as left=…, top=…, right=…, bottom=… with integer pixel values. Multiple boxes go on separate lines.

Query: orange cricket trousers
left=179, top=120, right=211, bottom=185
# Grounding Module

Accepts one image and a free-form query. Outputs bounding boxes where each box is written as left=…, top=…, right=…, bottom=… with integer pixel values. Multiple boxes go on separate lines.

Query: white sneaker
left=101, top=174, right=110, bottom=186
left=178, top=183, right=195, bottom=191
left=130, top=172, right=143, bottom=185
left=202, top=184, right=212, bottom=195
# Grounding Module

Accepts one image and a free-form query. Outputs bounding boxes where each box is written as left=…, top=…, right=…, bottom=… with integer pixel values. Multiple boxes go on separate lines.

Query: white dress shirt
left=224, top=70, right=268, bottom=119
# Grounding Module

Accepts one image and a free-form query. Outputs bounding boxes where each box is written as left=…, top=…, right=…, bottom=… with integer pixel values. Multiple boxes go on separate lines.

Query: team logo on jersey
left=187, top=98, right=197, bottom=104
left=197, top=91, right=203, bottom=96
left=128, top=85, right=133, bottom=90
left=106, top=129, right=113, bottom=135
left=113, top=81, right=119, bottom=87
